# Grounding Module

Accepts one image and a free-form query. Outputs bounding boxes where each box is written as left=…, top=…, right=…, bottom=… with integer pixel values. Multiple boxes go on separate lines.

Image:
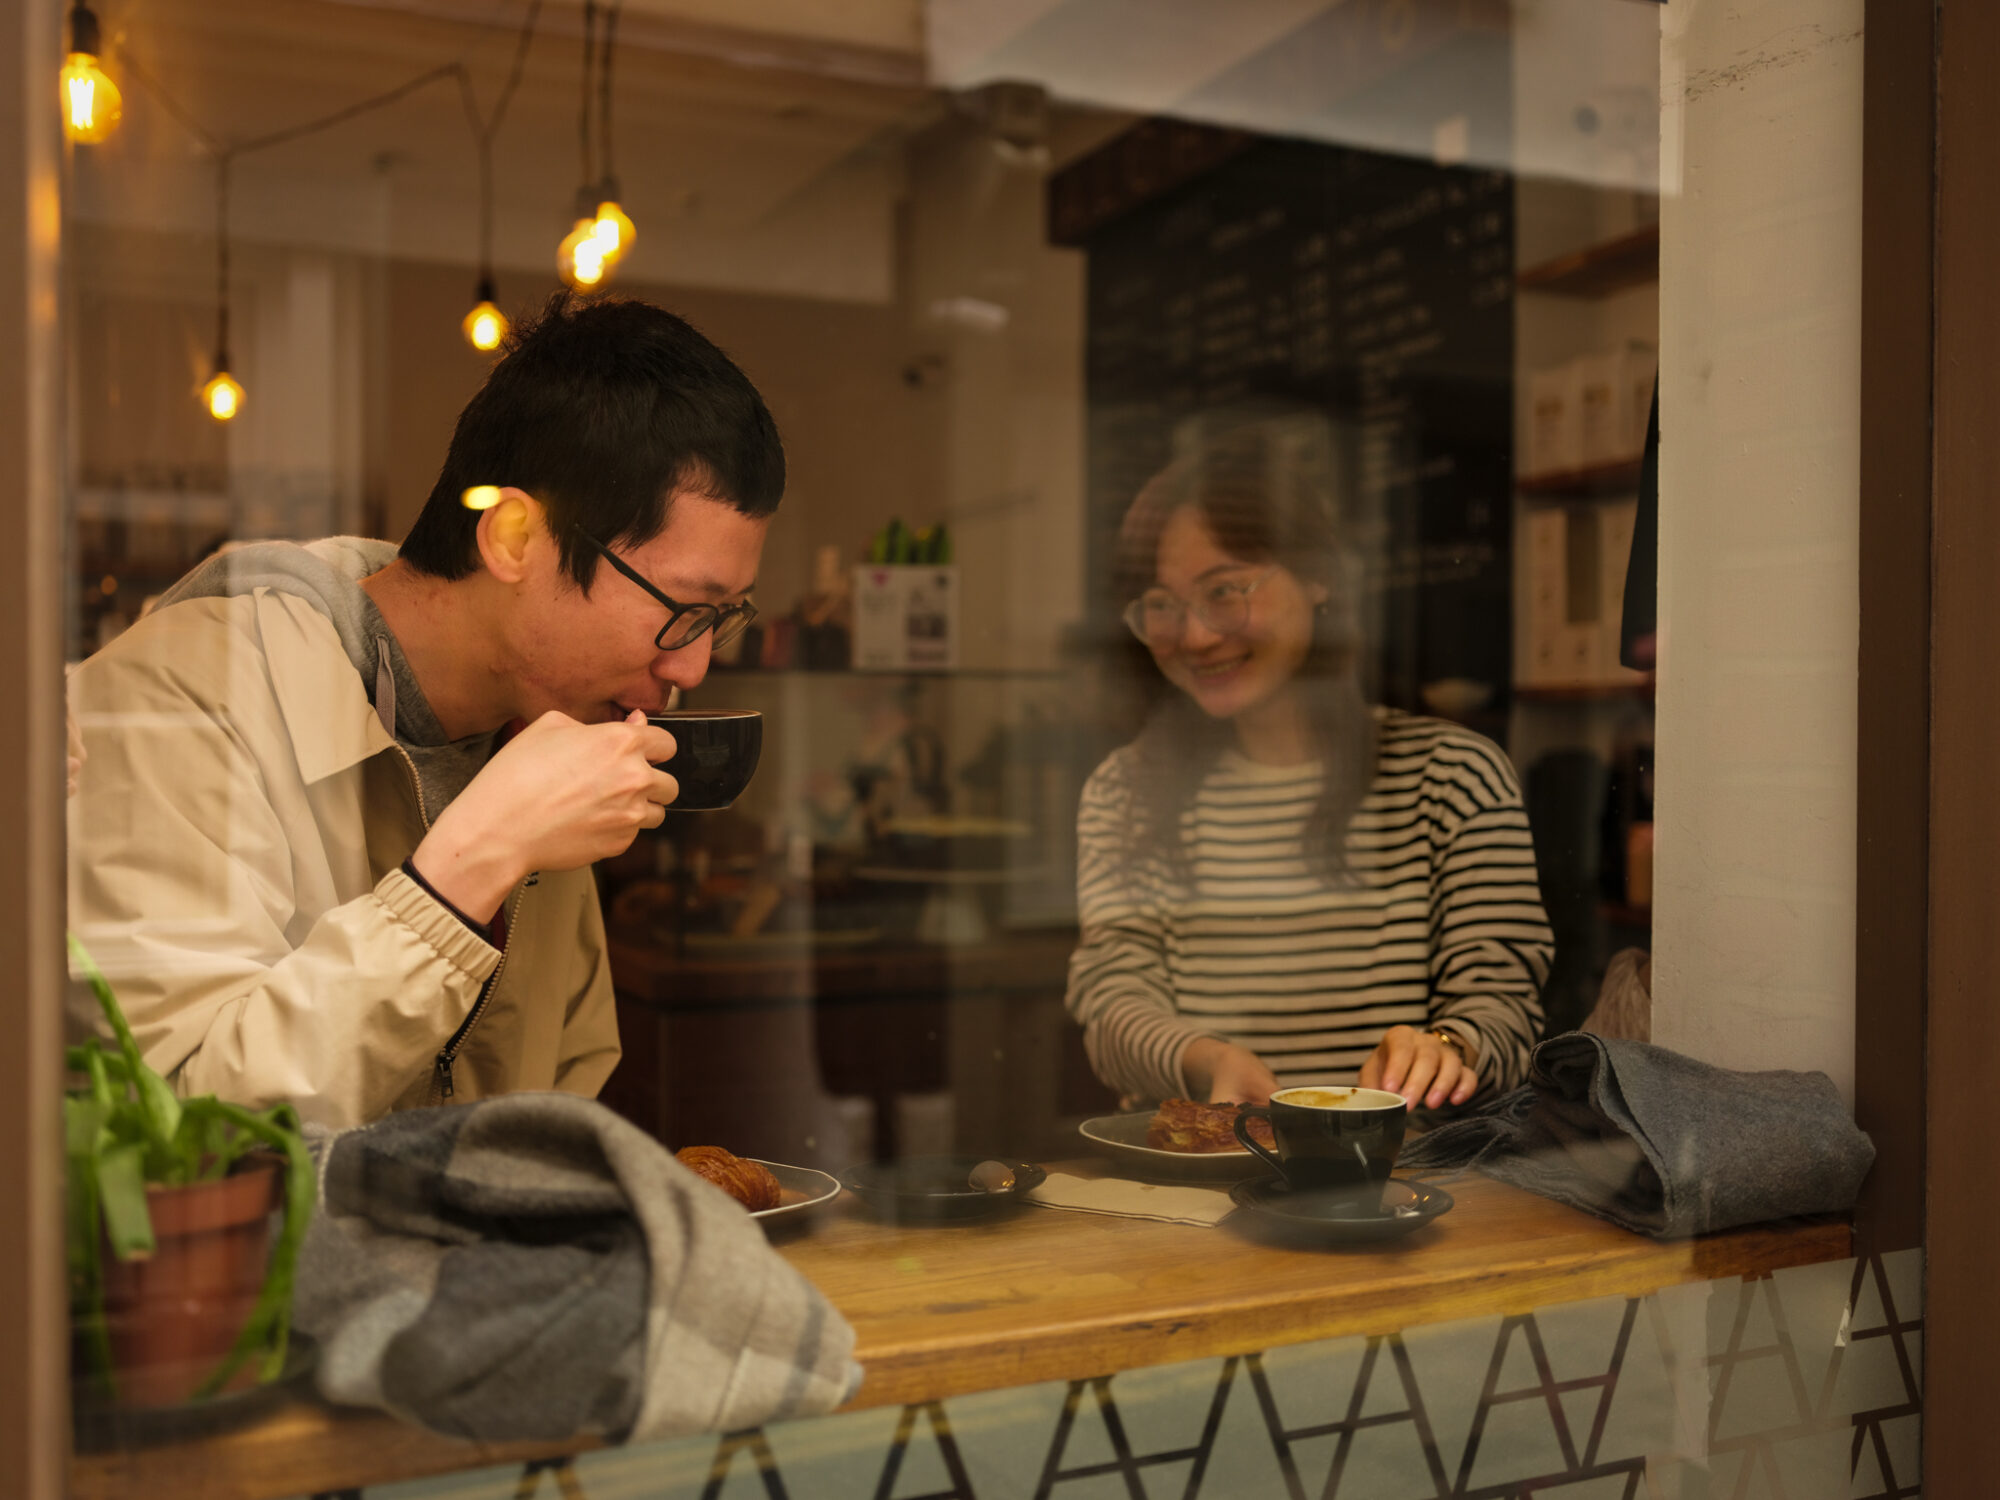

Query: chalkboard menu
left=1057, top=127, right=1513, bottom=717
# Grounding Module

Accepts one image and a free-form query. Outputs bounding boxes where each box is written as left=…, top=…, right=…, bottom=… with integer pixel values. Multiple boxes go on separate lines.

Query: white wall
left=902, top=117, right=1088, bottom=671
left=1652, top=1, right=1864, bottom=1101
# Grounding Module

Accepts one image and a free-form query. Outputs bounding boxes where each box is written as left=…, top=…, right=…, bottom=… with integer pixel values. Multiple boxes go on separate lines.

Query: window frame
left=1, top=1, right=1991, bottom=1493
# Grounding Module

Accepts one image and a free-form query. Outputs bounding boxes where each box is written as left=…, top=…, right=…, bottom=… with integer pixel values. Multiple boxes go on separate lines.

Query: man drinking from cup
left=67, top=296, right=775, bottom=1127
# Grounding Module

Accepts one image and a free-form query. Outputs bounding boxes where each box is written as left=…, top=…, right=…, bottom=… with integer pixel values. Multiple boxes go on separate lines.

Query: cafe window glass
left=52, top=1, right=1915, bottom=1496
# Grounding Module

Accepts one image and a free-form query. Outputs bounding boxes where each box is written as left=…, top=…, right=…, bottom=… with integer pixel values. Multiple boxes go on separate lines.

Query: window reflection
left=1070, top=424, right=1551, bottom=1117
left=51, top=1, right=1899, bottom=1495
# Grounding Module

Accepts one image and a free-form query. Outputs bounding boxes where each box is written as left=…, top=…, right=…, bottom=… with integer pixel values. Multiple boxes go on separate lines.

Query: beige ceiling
left=77, top=0, right=938, bottom=298
left=599, top=0, right=923, bottom=58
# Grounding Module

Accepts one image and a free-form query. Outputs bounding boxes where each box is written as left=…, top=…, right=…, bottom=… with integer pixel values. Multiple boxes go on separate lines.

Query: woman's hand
left=1181, top=1038, right=1279, bottom=1105
left=1361, top=1026, right=1479, bottom=1109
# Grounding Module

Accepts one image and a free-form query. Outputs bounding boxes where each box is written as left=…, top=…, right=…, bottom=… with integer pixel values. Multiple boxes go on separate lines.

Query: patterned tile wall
left=304, top=1251, right=1921, bottom=1500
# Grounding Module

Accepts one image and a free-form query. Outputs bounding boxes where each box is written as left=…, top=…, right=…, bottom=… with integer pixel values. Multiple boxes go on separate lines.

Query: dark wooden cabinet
left=600, top=932, right=1115, bottom=1169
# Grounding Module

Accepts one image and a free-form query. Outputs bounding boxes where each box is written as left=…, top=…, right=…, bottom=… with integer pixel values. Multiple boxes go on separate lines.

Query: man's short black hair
left=401, top=295, right=784, bottom=588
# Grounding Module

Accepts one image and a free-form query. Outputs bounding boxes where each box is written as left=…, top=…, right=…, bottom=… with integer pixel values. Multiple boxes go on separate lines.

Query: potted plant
left=65, top=937, right=314, bottom=1414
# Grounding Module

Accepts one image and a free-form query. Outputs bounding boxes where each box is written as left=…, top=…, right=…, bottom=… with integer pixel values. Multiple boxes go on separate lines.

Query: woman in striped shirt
left=1067, top=436, right=1552, bottom=1112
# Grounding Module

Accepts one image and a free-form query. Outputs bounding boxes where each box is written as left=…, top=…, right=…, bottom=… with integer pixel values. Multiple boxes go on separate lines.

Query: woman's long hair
left=1112, top=427, right=1379, bottom=884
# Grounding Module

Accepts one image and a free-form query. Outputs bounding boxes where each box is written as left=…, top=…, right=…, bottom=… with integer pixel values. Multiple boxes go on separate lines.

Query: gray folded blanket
left=1398, top=1033, right=1874, bottom=1238
left=293, top=1093, right=861, bottom=1442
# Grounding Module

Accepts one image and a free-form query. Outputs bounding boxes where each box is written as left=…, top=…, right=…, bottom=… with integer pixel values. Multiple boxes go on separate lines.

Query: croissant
left=1146, top=1097, right=1275, bottom=1154
left=675, top=1145, right=783, bottom=1211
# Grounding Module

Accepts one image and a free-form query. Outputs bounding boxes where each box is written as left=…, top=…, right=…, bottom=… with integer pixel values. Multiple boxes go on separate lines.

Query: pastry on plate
left=675, top=1145, right=783, bottom=1211
left=1145, top=1097, right=1275, bottom=1154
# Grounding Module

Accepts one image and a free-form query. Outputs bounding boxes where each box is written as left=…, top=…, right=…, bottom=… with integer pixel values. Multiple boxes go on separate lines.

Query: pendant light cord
left=578, top=0, right=597, bottom=194
left=459, top=0, right=543, bottom=281
left=599, top=1, right=620, bottom=186
left=112, top=2, right=544, bottom=347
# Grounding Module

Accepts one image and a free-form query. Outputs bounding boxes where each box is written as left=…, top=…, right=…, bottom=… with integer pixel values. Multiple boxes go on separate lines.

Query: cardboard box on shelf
left=1621, top=343, right=1658, bottom=455
left=1576, top=353, right=1625, bottom=468
left=852, top=565, right=959, bottom=671
left=1526, top=345, right=1657, bottom=478
left=1527, top=362, right=1584, bottom=477
left=1517, top=498, right=1644, bottom=690
left=1521, top=505, right=1568, bottom=684
left=1600, top=497, right=1639, bottom=644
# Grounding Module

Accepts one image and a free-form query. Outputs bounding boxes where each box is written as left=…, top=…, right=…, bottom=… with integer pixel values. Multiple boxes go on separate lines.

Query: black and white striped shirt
left=1066, top=709, right=1551, bottom=1102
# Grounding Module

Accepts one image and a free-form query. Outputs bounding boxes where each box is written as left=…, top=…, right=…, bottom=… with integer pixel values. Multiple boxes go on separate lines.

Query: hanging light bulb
left=201, top=367, right=244, bottom=423
left=59, top=3, right=121, bottom=145
left=591, top=179, right=635, bottom=264
left=558, top=184, right=610, bottom=288
left=558, top=216, right=605, bottom=287
left=461, top=485, right=503, bottom=510
left=462, top=276, right=507, bottom=352
left=463, top=300, right=506, bottom=352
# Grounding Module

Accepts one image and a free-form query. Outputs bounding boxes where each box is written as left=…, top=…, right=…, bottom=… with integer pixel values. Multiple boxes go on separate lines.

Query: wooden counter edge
left=836, top=1216, right=1852, bottom=1410
left=69, top=1414, right=604, bottom=1500
left=66, top=1215, right=1847, bottom=1500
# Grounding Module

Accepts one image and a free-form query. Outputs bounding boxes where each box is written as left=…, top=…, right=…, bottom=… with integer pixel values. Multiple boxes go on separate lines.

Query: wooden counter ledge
left=70, top=1172, right=1849, bottom=1500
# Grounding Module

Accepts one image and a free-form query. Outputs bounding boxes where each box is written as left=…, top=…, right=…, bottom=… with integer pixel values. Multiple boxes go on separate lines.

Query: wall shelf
left=1517, top=458, right=1645, bottom=498
left=1514, top=676, right=1654, bottom=705
left=1517, top=224, right=1660, bottom=299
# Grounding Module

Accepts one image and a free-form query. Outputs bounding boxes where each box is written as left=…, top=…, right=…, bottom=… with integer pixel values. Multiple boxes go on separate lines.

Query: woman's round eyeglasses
left=575, top=530, right=758, bottom=652
left=1123, top=569, right=1275, bottom=646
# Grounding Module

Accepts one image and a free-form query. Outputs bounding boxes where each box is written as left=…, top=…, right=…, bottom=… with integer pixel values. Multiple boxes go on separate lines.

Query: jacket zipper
left=432, top=881, right=525, bottom=1100
left=385, top=742, right=523, bottom=1105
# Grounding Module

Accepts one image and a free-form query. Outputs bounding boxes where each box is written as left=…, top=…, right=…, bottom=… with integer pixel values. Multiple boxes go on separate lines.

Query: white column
left=1652, top=2, right=1865, bottom=1101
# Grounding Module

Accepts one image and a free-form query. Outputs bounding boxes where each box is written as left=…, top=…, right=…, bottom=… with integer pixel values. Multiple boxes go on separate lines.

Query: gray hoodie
left=155, top=538, right=496, bottom=821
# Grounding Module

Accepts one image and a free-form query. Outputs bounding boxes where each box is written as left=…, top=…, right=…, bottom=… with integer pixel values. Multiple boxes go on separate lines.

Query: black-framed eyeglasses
left=575, top=530, right=758, bottom=652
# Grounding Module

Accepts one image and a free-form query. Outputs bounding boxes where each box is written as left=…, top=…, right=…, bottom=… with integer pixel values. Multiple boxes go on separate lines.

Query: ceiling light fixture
left=59, top=2, right=122, bottom=144
left=458, top=2, right=539, bottom=349
left=462, top=277, right=508, bottom=352
left=559, top=0, right=630, bottom=287
left=201, top=161, right=241, bottom=422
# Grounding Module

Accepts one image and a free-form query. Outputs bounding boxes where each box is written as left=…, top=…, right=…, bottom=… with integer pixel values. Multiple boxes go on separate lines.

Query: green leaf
left=96, top=1141, right=156, bottom=1262
left=63, top=1098, right=117, bottom=1401
left=68, top=934, right=182, bottom=1153
left=62, top=943, right=316, bottom=1397
left=82, top=1041, right=114, bottom=1110
left=64, top=1092, right=109, bottom=1159
left=192, top=1101, right=315, bottom=1395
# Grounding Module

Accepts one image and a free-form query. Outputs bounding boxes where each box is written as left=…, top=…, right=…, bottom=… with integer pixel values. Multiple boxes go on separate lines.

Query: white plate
left=1077, top=1113, right=1269, bottom=1182
left=749, top=1160, right=842, bottom=1223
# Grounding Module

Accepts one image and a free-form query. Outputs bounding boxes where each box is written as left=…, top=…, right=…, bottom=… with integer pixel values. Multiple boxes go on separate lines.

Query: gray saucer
left=1228, top=1176, right=1454, bottom=1244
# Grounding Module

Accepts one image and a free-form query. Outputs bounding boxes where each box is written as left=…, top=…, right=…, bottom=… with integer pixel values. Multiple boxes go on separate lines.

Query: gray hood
left=154, top=537, right=401, bottom=686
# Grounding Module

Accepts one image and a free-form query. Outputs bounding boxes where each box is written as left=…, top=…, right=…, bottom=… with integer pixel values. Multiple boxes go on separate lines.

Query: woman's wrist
left=1429, top=1026, right=1478, bottom=1073
left=1178, top=1036, right=1229, bottom=1097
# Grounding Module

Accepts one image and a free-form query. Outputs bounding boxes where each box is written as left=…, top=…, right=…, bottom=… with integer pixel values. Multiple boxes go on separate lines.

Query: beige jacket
left=67, top=589, right=620, bottom=1128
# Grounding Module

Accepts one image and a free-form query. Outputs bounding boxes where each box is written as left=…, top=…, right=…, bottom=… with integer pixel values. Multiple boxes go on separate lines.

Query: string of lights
left=57, top=0, right=638, bottom=420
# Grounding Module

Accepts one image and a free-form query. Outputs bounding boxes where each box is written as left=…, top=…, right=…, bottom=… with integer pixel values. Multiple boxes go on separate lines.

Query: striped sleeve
left=1422, top=734, right=1552, bottom=1093
left=1064, top=753, right=1219, bottom=1102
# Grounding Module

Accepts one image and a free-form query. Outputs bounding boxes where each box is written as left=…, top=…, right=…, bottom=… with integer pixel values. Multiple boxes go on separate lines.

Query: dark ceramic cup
left=647, top=709, right=763, bottom=811
left=1232, top=1086, right=1408, bottom=1205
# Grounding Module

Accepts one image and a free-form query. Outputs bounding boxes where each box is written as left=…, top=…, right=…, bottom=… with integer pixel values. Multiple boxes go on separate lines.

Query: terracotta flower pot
left=91, top=1155, right=283, bottom=1407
